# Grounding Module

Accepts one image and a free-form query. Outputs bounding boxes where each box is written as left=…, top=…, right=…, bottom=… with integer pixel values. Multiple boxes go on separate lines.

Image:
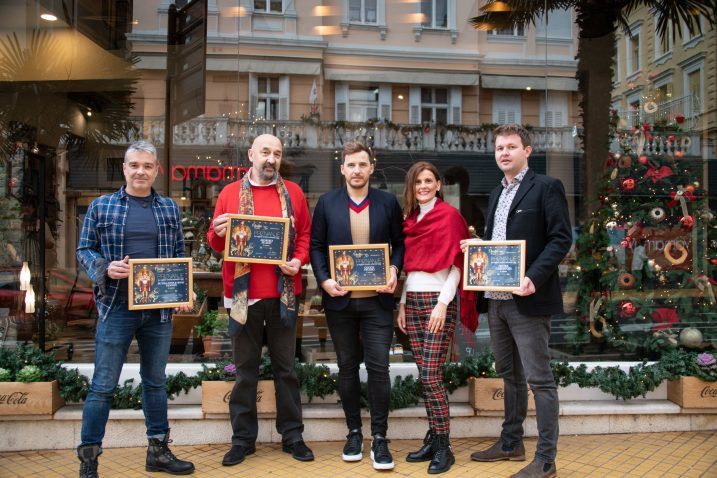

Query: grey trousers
left=487, top=299, right=559, bottom=463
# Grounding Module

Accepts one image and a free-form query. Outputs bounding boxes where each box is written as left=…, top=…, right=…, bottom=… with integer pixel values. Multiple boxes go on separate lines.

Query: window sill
left=487, top=35, right=527, bottom=44
left=342, top=22, right=387, bottom=40
left=413, top=25, right=458, bottom=44
left=653, top=52, right=672, bottom=66
left=625, top=70, right=642, bottom=83
left=682, top=35, right=703, bottom=50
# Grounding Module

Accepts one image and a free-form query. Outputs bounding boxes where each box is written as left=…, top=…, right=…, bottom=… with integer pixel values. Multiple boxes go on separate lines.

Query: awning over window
left=325, top=68, right=479, bottom=86
left=481, top=75, right=578, bottom=91
left=238, top=59, right=322, bottom=75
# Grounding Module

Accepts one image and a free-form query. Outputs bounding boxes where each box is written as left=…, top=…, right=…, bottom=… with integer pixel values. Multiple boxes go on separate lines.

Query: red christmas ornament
left=675, top=150, right=685, bottom=158
left=685, top=184, right=696, bottom=193
left=668, top=135, right=675, bottom=143
left=622, top=178, right=635, bottom=191
left=642, top=123, right=651, bottom=132
left=675, top=114, right=685, bottom=124
left=621, top=301, right=637, bottom=318
left=680, top=215, right=695, bottom=229
left=638, top=155, right=649, bottom=165
left=710, top=258, right=717, bottom=266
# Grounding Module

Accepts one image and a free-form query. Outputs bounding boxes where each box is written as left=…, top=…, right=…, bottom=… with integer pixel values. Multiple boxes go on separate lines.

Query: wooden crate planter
left=201, top=380, right=276, bottom=414
left=0, top=381, right=64, bottom=415
left=469, top=377, right=535, bottom=411
left=667, top=377, right=717, bottom=408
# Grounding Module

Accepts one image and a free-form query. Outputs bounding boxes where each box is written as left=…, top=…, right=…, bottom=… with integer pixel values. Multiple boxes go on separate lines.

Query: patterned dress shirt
left=486, top=167, right=529, bottom=300
left=76, top=186, right=184, bottom=322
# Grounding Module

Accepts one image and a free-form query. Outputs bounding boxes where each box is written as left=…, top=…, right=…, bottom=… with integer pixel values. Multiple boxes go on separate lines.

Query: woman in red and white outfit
left=397, top=161, right=476, bottom=475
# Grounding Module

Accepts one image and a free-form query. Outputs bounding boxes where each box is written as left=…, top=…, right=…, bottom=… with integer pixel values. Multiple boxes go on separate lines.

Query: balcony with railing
left=127, top=117, right=582, bottom=154
left=616, top=94, right=701, bottom=131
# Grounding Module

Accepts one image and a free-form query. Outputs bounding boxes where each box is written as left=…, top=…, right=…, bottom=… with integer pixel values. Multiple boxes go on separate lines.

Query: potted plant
left=194, top=310, right=228, bottom=358
left=0, top=344, right=88, bottom=415
left=667, top=352, right=717, bottom=408
left=170, top=286, right=208, bottom=354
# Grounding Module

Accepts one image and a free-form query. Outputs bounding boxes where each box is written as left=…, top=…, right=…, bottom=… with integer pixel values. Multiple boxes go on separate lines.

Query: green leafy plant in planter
left=194, top=310, right=228, bottom=338
left=0, top=344, right=89, bottom=402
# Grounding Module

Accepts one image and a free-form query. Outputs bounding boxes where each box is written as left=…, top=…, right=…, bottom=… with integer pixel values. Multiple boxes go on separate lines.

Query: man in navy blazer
left=310, top=141, right=404, bottom=470
left=468, top=124, right=571, bottom=478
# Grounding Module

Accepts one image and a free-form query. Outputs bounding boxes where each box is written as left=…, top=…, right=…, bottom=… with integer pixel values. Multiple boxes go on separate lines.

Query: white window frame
left=654, top=20, right=673, bottom=63
left=681, top=14, right=704, bottom=46
left=341, top=0, right=386, bottom=38
left=336, top=82, right=391, bottom=122
left=626, top=91, right=641, bottom=129
left=419, top=87, right=449, bottom=124
left=421, top=0, right=449, bottom=29
left=613, top=39, right=621, bottom=86
left=249, top=74, right=290, bottom=121
left=535, top=9, right=573, bottom=40
left=626, top=23, right=642, bottom=78
left=488, top=25, right=525, bottom=37
left=653, top=73, right=674, bottom=105
left=253, top=0, right=284, bottom=14
left=682, top=59, right=704, bottom=116
left=348, top=0, right=378, bottom=24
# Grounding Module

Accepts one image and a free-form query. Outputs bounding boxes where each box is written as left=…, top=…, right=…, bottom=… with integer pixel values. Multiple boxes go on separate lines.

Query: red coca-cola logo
left=0, top=392, right=30, bottom=405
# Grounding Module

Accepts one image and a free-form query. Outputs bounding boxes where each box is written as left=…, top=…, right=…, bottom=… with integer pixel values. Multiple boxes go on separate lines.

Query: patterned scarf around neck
left=229, top=172, right=296, bottom=336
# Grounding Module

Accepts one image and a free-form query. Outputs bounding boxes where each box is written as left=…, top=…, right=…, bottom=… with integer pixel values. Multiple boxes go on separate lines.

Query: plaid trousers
left=405, top=291, right=457, bottom=435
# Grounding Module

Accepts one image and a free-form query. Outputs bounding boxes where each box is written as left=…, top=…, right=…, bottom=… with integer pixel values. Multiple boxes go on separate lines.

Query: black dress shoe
left=222, top=444, right=256, bottom=466
left=282, top=440, right=315, bottom=461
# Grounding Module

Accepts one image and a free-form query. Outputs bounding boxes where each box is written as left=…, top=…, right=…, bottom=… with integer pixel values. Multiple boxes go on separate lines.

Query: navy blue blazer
left=310, top=186, right=405, bottom=312
left=479, top=168, right=572, bottom=316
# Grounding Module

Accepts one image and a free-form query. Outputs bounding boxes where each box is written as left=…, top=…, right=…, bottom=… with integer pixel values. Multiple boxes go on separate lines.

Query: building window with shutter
left=492, top=92, right=521, bottom=125
left=348, top=86, right=379, bottom=122
left=256, top=77, right=280, bottom=120
left=420, top=87, right=448, bottom=123
left=626, top=24, right=641, bottom=77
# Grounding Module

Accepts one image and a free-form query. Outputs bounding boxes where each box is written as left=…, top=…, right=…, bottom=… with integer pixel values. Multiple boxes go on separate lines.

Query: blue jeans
left=80, top=301, right=172, bottom=447
left=326, top=297, right=393, bottom=436
left=487, top=299, right=559, bottom=463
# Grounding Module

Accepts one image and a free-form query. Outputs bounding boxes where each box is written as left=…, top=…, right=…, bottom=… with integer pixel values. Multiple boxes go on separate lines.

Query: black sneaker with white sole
left=370, top=434, right=394, bottom=470
left=342, top=429, right=363, bottom=462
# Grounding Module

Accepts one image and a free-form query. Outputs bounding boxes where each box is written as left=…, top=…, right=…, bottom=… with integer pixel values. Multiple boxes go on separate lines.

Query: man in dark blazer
left=468, top=124, right=572, bottom=478
left=310, top=141, right=405, bottom=471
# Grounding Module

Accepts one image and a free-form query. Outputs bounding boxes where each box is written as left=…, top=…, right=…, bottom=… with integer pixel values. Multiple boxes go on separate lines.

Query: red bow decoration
left=644, top=165, right=673, bottom=183
left=666, top=190, right=696, bottom=208
left=651, top=308, right=679, bottom=332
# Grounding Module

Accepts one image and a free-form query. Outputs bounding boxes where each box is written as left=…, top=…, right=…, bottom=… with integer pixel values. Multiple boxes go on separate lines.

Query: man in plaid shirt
left=75, top=141, right=195, bottom=478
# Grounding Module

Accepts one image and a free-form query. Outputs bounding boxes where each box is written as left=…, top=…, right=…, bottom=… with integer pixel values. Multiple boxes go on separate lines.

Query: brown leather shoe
left=509, top=458, right=557, bottom=478
left=470, top=440, right=526, bottom=462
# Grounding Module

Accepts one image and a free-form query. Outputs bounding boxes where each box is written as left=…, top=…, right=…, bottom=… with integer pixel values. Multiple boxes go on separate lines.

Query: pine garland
left=2, top=345, right=715, bottom=410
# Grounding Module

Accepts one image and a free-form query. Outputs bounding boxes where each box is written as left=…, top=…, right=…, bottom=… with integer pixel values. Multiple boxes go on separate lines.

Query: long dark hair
left=402, top=161, right=443, bottom=216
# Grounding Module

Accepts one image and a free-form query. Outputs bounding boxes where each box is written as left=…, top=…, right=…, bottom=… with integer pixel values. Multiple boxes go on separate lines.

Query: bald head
left=248, top=134, right=282, bottom=185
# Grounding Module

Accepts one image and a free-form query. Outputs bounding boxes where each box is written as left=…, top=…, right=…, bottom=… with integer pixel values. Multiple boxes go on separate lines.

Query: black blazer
left=480, top=169, right=572, bottom=316
left=310, top=186, right=405, bottom=312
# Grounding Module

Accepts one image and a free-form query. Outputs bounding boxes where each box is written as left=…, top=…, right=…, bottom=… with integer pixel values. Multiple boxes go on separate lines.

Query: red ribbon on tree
left=644, top=165, right=673, bottom=183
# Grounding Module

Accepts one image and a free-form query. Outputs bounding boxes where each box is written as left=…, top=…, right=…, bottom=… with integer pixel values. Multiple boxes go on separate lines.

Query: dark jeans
left=487, top=299, right=559, bottom=463
left=325, top=296, right=393, bottom=436
left=81, top=302, right=171, bottom=446
left=229, top=299, right=304, bottom=447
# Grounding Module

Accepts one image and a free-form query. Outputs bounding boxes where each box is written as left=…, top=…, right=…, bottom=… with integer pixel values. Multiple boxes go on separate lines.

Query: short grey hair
left=125, top=141, right=157, bottom=162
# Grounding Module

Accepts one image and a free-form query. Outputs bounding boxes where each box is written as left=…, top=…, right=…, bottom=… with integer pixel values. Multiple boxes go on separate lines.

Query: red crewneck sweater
left=207, top=179, right=310, bottom=300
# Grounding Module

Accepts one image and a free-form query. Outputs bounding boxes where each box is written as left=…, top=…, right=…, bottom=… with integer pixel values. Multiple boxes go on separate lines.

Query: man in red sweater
left=207, top=134, right=313, bottom=466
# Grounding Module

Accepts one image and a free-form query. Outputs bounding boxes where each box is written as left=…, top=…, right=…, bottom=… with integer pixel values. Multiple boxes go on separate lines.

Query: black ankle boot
left=77, top=444, right=101, bottom=478
left=427, top=434, right=455, bottom=474
left=406, top=429, right=435, bottom=462
left=146, top=430, right=195, bottom=475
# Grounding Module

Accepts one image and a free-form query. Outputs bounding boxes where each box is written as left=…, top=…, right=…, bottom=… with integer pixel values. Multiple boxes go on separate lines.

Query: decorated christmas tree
left=570, top=111, right=717, bottom=358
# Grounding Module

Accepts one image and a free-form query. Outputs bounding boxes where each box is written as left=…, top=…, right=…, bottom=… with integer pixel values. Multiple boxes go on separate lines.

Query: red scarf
left=403, top=198, right=478, bottom=332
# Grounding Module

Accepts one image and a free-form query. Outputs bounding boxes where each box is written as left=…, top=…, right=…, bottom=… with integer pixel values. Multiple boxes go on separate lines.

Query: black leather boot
left=146, top=430, right=195, bottom=475
left=427, top=434, right=455, bottom=474
left=406, top=429, right=435, bottom=462
left=77, top=444, right=101, bottom=478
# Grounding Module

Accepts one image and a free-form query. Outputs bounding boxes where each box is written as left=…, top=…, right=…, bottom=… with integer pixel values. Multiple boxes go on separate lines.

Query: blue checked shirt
left=76, top=186, right=185, bottom=322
